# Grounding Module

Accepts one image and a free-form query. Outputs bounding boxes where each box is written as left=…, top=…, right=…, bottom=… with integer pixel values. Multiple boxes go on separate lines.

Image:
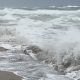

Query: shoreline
left=0, top=71, right=22, bottom=80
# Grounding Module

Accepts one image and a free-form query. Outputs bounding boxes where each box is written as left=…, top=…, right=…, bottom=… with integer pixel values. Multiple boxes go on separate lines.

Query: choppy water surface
left=0, top=7, right=80, bottom=80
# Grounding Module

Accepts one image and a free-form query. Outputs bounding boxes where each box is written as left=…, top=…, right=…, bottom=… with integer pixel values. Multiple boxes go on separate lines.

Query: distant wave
left=13, top=5, right=80, bottom=10
left=49, top=5, right=80, bottom=10
left=1, top=5, right=80, bottom=11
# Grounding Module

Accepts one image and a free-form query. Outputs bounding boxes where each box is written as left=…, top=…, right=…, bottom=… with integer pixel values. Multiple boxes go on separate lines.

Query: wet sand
left=0, top=71, right=22, bottom=80
left=0, top=47, right=8, bottom=52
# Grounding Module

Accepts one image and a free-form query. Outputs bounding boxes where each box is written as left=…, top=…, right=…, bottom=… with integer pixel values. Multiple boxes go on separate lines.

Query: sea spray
left=0, top=7, right=80, bottom=80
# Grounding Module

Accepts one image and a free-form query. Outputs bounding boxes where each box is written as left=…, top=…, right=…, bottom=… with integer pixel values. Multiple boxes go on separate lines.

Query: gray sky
left=0, top=0, right=80, bottom=8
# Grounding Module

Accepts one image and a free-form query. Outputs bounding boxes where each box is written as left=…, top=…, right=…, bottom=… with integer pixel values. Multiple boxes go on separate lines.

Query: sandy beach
left=0, top=47, right=8, bottom=52
left=0, top=71, right=22, bottom=80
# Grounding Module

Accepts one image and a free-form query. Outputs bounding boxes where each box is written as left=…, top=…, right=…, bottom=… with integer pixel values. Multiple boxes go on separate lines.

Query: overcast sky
left=0, top=0, right=80, bottom=8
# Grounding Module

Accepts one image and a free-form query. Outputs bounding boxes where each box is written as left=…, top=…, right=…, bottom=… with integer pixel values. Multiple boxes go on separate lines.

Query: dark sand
left=0, top=71, right=22, bottom=80
left=0, top=47, right=8, bottom=52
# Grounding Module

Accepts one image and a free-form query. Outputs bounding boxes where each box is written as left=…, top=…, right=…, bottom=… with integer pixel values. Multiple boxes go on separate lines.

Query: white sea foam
left=1, top=8, right=80, bottom=64
left=0, top=8, right=80, bottom=79
left=0, top=9, right=80, bottom=48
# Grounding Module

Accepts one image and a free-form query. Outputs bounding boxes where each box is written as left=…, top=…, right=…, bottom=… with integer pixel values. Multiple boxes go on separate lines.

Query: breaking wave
left=0, top=7, right=80, bottom=79
left=49, top=5, right=80, bottom=10
left=18, top=5, right=80, bottom=10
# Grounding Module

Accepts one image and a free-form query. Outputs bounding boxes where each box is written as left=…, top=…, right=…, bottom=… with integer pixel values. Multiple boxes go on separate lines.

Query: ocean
left=0, top=6, right=80, bottom=80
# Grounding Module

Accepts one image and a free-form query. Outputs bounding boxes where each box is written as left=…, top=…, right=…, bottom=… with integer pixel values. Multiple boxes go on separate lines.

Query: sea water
left=0, top=6, right=80, bottom=80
